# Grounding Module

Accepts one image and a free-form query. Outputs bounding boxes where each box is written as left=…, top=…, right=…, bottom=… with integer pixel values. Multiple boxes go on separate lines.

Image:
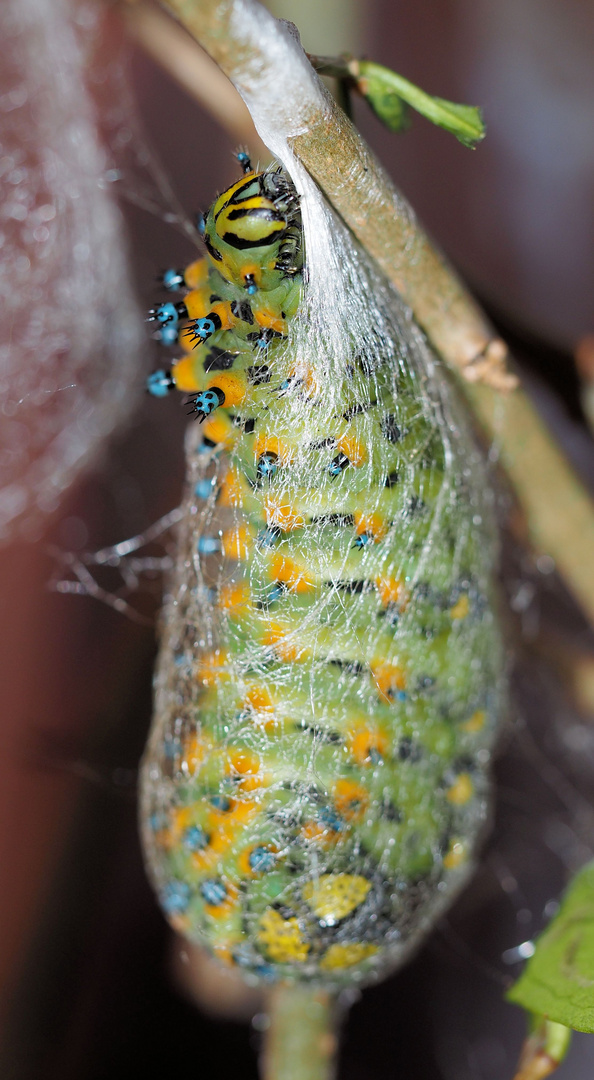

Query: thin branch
left=262, top=985, right=337, bottom=1080
left=126, top=0, right=594, bottom=627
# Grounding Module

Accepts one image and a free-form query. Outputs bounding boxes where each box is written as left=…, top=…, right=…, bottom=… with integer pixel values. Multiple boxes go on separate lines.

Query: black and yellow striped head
left=203, top=167, right=302, bottom=293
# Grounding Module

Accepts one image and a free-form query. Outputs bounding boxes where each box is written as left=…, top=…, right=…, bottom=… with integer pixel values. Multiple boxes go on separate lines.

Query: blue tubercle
left=195, top=478, right=216, bottom=499
left=150, top=301, right=179, bottom=325
left=201, top=879, right=228, bottom=906
left=147, top=370, right=175, bottom=397
left=189, top=388, right=224, bottom=422
left=156, top=324, right=180, bottom=346
left=161, top=880, right=191, bottom=915
left=162, top=268, right=184, bottom=291
left=197, top=536, right=221, bottom=555
left=189, top=317, right=218, bottom=344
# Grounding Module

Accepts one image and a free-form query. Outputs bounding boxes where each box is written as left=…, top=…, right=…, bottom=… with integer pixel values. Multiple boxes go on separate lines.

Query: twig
left=262, top=985, right=337, bottom=1080
left=128, top=0, right=594, bottom=627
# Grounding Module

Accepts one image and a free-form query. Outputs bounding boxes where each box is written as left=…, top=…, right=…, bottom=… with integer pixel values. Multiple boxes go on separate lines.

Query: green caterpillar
left=140, top=154, right=503, bottom=987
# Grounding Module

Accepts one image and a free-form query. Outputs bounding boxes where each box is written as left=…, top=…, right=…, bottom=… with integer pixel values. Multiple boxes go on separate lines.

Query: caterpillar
left=140, top=154, right=504, bottom=987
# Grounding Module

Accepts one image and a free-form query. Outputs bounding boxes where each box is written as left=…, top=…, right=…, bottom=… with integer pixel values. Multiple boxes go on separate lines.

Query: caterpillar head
left=203, top=167, right=303, bottom=294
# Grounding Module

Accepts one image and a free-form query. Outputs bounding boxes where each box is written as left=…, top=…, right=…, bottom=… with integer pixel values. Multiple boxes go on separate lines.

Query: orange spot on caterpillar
left=219, top=467, right=249, bottom=508
left=253, top=434, right=294, bottom=464
left=207, top=371, right=246, bottom=407
left=253, top=307, right=287, bottom=335
left=183, top=257, right=209, bottom=290
left=195, top=650, right=229, bottom=688
left=370, top=661, right=406, bottom=702
left=184, top=287, right=210, bottom=320
left=332, top=779, right=369, bottom=821
left=242, top=684, right=281, bottom=732
left=182, top=733, right=214, bottom=773
left=443, top=838, right=468, bottom=870
left=262, top=622, right=310, bottom=662
left=218, top=582, right=251, bottom=613
left=354, top=512, right=388, bottom=543
left=221, top=524, right=253, bottom=560
left=171, top=354, right=201, bottom=392
left=337, top=434, right=366, bottom=466
left=270, top=554, right=315, bottom=593
left=347, top=723, right=389, bottom=766
left=225, top=748, right=269, bottom=791
left=264, top=497, right=306, bottom=532
left=201, top=412, right=235, bottom=446
left=374, top=574, right=409, bottom=608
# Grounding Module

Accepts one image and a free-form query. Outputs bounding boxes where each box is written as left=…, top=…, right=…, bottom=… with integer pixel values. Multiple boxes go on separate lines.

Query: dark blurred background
left=1, top=1, right=594, bottom=1077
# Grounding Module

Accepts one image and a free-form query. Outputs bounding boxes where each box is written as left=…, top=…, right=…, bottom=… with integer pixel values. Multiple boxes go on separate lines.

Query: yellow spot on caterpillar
left=303, top=874, right=371, bottom=923
left=444, top=838, right=468, bottom=870
left=171, top=354, right=201, bottom=392
left=196, top=650, right=229, bottom=688
left=258, top=908, right=309, bottom=963
left=264, top=497, right=306, bottom=532
left=371, top=661, right=406, bottom=701
left=219, top=582, right=251, bottom=613
left=333, top=779, right=369, bottom=821
left=461, top=709, right=486, bottom=733
left=207, top=371, right=246, bottom=407
left=319, top=942, right=378, bottom=972
left=450, top=594, right=470, bottom=620
left=347, top=723, right=389, bottom=766
left=270, top=554, right=315, bottom=593
left=375, top=575, right=409, bottom=609
left=446, top=773, right=474, bottom=806
left=221, top=524, right=252, bottom=560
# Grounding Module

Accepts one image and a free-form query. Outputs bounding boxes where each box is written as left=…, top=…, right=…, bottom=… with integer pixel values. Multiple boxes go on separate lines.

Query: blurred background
left=1, top=0, right=594, bottom=1077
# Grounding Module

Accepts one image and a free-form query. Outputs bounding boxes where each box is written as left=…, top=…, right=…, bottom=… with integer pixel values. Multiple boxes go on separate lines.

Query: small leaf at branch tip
left=354, top=61, right=486, bottom=148
left=507, top=861, right=594, bottom=1033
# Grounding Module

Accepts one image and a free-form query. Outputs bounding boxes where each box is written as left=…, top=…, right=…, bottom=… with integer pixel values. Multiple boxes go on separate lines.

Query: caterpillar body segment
left=141, top=159, right=503, bottom=988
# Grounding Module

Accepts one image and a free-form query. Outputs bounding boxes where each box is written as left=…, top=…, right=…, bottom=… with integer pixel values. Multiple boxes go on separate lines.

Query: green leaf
left=507, top=861, right=594, bottom=1034
left=355, top=61, right=485, bottom=148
